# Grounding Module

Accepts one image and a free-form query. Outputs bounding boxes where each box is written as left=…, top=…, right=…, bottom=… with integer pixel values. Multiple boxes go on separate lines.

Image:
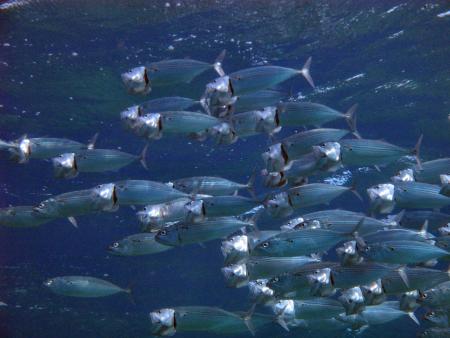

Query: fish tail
left=344, top=103, right=361, bottom=139
left=242, top=303, right=256, bottom=336
left=351, top=217, right=367, bottom=248
left=349, top=182, right=363, bottom=202
left=213, top=49, right=226, bottom=77
left=299, top=56, right=315, bottom=89
left=139, top=143, right=149, bottom=170
left=0, top=139, right=15, bottom=150
left=411, top=134, right=423, bottom=170
left=87, top=132, right=99, bottom=150
left=246, top=170, right=257, bottom=199
left=199, top=95, right=211, bottom=115
left=408, top=311, right=420, bottom=325
left=392, top=209, right=405, bottom=226
left=67, top=216, right=78, bottom=228
left=397, top=266, right=410, bottom=288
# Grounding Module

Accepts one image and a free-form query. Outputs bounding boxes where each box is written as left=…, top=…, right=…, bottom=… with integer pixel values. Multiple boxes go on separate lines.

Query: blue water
left=0, top=1, right=449, bottom=337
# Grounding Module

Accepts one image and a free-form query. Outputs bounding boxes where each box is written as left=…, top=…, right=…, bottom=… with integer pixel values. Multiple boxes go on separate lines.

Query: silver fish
left=170, top=175, right=254, bottom=196
left=108, top=233, right=172, bottom=256
left=44, top=276, right=129, bottom=298
left=0, top=205, right=54, bottom=228
left=52, top=146, right=147, bottom=179
left=418, top=281, right=450, bottom=308
left=121, top=50, right=225, bottom=95
left=114, top=180, right=187, bottom=206
left=222, top=255, right=320, bottom=288
left=149, top=306, right=258, bottom=336
left=231, top=106, right=281, bottom=138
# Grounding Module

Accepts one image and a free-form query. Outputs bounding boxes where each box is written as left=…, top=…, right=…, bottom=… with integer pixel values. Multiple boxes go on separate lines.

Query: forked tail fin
left=300, top=56, right=315, bottom=89
left=412, top=134, right=423, bottom=170
left=213, top=49, right=226, bottom=77
left=344, top=104, right=361, bottom=139
left=139, top=143, right=149, bottom=170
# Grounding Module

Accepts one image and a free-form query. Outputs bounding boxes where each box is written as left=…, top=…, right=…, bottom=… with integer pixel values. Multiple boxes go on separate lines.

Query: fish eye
left=113, top=242, right=119, bottom=248
left=422, top=293, right=428, bottom=298
left=262, top=242, right=269, bottom=248
left=160, top=230, right=167, bottom=236
left=273, top=277, right=279, bottom=282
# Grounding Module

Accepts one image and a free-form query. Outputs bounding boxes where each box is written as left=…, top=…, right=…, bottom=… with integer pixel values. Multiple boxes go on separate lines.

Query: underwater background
left=0, top=0, right=449, bottom=337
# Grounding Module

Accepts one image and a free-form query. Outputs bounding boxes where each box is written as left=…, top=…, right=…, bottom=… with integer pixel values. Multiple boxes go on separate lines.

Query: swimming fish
left=121, top=50, right=225, bottom=94
left=262, top=128, right=350, bottom=170
left=227, top=57, right=314, bottom=95
left=221, top=255, right=320, bottom=288
left=232, top=89, right=287, bottom=113
left=137, top=198, right=204, bottom=231
left=418, top=281, right=450, bottom=308
left=114, top=180, right=187, bottom=206
left=277, top=102, right=358, bottom=135
left=231, top=106, right=281, bottom=138
left=155, top=216, right=256, bottom=247
left=339, top=135, right=422, bottom=168
left=168, top=175, right=254, bottom=196
left=149, top=306, right=258, bottom=336
left=52, top=145, right=148, bottom=179
left=367, top=182, right=450, bottom=214
left=108, top=233, right=172, bottom=256
left=201, top=195, right=261, bottom=218
left=0, top=205, right=55, bottom=228
left=411, top=158, right=449, bottom=184
left=361, top=240, right=449, bottom=265
left=252, top=220, right=362, bottom=257
left=44, top=276, right=130, bottom=298
left=34, top=183, right=118, bottom=226
left=1, top=134, right=96, bottom=164
left=264, top=183, right=359, bottom=218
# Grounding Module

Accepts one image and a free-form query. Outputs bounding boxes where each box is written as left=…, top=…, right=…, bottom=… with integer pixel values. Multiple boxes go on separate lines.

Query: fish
left=140, top=96, right=200, bottom=112
left=367, top=182, right=450, bottom=214
left=338, top=301, right=419, bottom=329
left=413, top=158, right=450, bottom=184
left=221, top=230, right=280, bottom=265
left=121, top=50, right=225, bottom=95
left=52, top=146, right=148, bottom=179
left=205, top=122, right=239, bottom=145
left=441, top=174, right=450, bottom=197
left=34, top=183, right=118, bottom=225
left=227, top=57, right=314, bottom=95
left=393, top=210, right=450, bottom=231
left=272, top=298, right=344, bottom=330
left=264, top=183, right=359, bottom=218
left=108, top=233, right=172, bottom=256
left=338, top=287, right=366, bottom=315
left=262, top=128, right=350, bottom=170
left=361, top=226, right=433, bottom=245
left=231, top=106, right=281, bottom=138
left=418, top=281, right=450, bottom=308
left=133, top=111, right=221, bottom=140
left=339, top=135, right=422, bottom=168
left=221, top=255, right=320, bottom=288
left=232, top=89, right=287, bottom=113
left=361, top=240, right=449, bottom=265
left=114, top=180, right=187, bottom=206
left=1, top=134, right=96, bottom=164
left=169, top=175, right=254, bottom=196
left=137, top=198, right=204, bottom=231
left=155, top=216, right=256, bottom=246
left=399, top=290, right=420, bottom=313
left=267, top=262, right=340, bottom=299
left=201, top=195, right=261, bottom=218
left=149, top=306, right=258, bottom=336
left=0, top=205, right=55, bottom=228
left=252, top=220, right=362, bottom=257
left=44, top=276, right=130, bottom=298
left=282, top=209, right=387, bottom=235
left=277, top=102, right=358, bottom=135
left=381, top=267, right=450, bottom=295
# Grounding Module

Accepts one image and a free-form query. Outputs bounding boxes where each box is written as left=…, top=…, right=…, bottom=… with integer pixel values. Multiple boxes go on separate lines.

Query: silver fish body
left=222, top=255, right=320, bottom=288
left=0, top=205, right=54, bottom=228
left=155, top=217, right=254, bottom=246
left=202, top=195, right=260, bottom=218
left=340, top=138, right=412, bottom=166
left=232, top=89, right=286, bottom=113
left=108, top=233, right=172, bottom=256
left=170, top=176, right=251, bottom=196
left=331, top=263, right=400, bottom=290
left=362, top=240, right=449, bottom=265
left=413, top=158, right=450, bottom=184
left=418, top=281, right=450, bottom=308
left=52, top=149, right=139, bottom=178
left=140, top=96, right=199, bottom=112
left=44, top=276, right=128, bottom=298
left=150, top=306, right=260, bottom=336
left=273, top=298, right=344, bottom=323
left=114, top=180, right=187, bottom=206
left=287, top=183, right=354, bottom=209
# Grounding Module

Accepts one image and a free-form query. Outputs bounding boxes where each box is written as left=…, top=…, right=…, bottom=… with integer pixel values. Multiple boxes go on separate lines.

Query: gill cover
left=93, top=183, right=119, bottom=212
left=367, top=183, right=396, bottom=214
left=221, top=263, right=248, bottom=288
left=150, top=308, right=176, bottom=336
left=262, top=143, right=289, bottom=172
left=264, top=192, right=294, bottom=218
left=391, top=168, right=415, bottom=183
left=121, top=66, right=150, bottom=95
left=221, top=235, right=249, bottom=265
left=52, top=153, right=77, bottom=179
left=248, top=279, right=275, bottom=304
left=339, top=287, right=365, bottom=315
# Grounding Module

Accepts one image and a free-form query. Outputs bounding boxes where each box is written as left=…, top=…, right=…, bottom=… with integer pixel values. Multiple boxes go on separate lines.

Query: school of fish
left=1, top=50, right=450, bottom=337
